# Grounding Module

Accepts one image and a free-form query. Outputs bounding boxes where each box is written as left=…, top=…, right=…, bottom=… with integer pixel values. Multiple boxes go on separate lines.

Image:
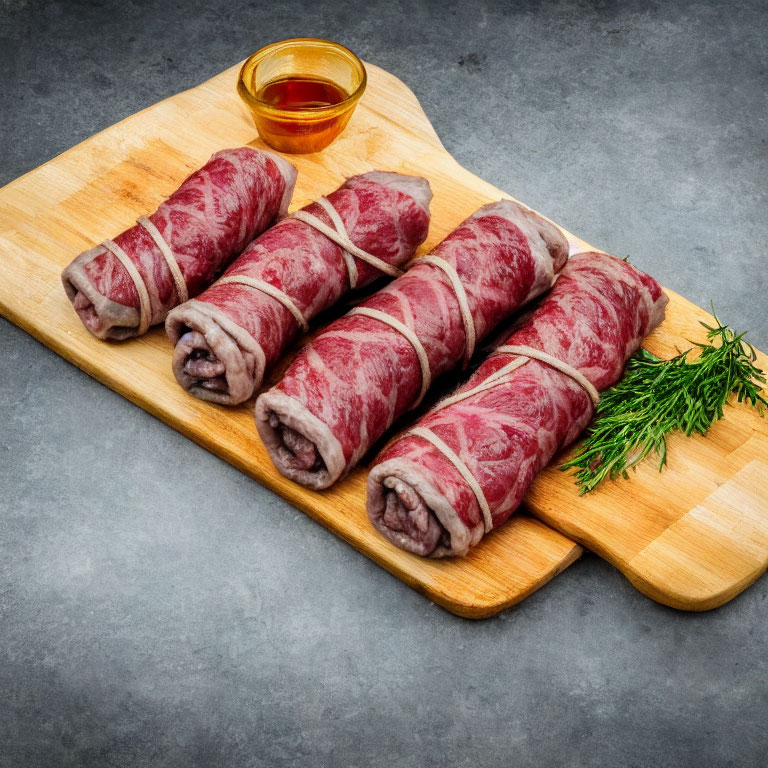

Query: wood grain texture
left=1, top=61, right=766, bottom=616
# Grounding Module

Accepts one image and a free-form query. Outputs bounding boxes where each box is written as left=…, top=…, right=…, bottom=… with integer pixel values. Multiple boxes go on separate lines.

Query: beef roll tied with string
left=62, top=147, right=297, bottom=340
left=367, top=251, right=668, bottom=557
left=165, top=171, right=432, bottom=405
left=255, top=200, right=569, bottom=489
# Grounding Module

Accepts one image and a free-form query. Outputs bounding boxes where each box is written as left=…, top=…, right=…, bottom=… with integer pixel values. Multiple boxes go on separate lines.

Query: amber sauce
left=256, top=76, right=349, bottom=110
left=252, top=75, right=352, bottom=153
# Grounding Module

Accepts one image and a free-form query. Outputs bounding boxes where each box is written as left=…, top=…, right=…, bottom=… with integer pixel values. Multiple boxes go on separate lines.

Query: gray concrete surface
left=1, top=1, right=767, bottom=766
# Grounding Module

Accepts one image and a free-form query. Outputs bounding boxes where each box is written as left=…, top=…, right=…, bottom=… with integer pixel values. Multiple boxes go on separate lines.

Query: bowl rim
left=237, top=37, right=368, bottom=116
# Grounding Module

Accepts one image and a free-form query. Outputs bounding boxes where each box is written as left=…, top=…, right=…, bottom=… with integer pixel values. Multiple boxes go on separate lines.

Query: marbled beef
left=255, top=200, right=569, bottom=489
left=165, top=172, right=432, bottom=405
left=367, top=251, right=668, bottom=557
left=62, top=147, right=296, bottom=340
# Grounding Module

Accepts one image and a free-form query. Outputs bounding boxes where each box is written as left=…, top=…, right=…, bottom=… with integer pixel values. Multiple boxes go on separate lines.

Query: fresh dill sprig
left=561, top=314, right=767, bottom=494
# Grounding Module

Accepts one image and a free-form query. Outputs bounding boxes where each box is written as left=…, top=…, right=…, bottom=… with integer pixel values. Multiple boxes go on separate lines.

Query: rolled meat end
left=255, top=199, right=570, bottom=490
left=367, top=251, right=669, bottom=557
left=61, top=147, right=297, bottom=340
left=165, top=171, right=432, bottom=405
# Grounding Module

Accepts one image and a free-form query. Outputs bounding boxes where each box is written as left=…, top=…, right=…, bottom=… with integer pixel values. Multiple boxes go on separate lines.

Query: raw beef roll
left=367, top=251, right=668, bottom=557
left=62, top=147, right=297, bottom=340
left=165, top=172, right=432, bottom=405
left=255, top=200, right=569, bottom=489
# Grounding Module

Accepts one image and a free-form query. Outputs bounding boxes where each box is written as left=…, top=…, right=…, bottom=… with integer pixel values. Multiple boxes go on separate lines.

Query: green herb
left=561, top=315, right=767, bottom=494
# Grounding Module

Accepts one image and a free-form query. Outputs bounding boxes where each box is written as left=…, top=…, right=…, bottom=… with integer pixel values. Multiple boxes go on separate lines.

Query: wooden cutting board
left=1, top=62, right=766, bottom=617
left=530, top=316, right=768, bottom=611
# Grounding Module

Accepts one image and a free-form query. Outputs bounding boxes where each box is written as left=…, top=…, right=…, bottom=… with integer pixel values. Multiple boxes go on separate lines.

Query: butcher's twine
left=407, top=344, right=600, bottom=536
left=406, top=426, right=494, bottom=534
left=136, top=217, right=188, bottom=305
left=435, top=345, right=601, bottom=410
left=101, top=238, right=152, bottom=336
left=102, top=218, right=189, bottom=335
left=410, top=255, right=477, bottom=367
left=342, top=254, right=480, bottom=412
left=347, top=306, right=432, bottom=407
left=491, top=345, right=600, bottom=407
left=216, top=276, right=309, bottom=331
left=218, top=197, right=409, bottom=332
left=292, top=197, right=404, bottom=289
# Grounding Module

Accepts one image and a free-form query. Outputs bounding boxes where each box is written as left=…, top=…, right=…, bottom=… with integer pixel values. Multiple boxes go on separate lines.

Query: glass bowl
left=237, top=38, right=367, bottom=154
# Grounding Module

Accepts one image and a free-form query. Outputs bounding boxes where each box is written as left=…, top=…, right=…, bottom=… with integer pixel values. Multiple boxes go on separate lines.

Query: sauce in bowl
left=238, top=39, right=366, bottom=154
left=255, top=76, right=349, bottom=110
